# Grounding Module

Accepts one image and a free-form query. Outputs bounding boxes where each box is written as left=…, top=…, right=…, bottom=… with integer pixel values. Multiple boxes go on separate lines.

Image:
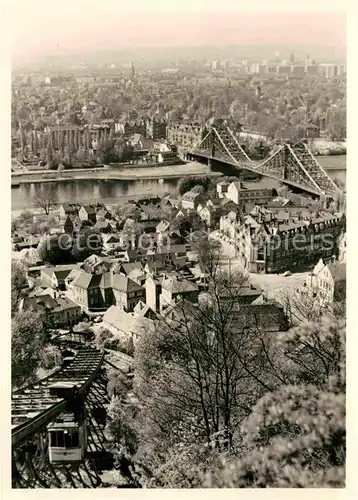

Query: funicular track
left=11, top=344, right=121, bottom=488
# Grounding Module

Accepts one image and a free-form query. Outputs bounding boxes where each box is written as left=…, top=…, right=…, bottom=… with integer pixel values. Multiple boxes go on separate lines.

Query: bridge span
left=189, top=126, right=342, bottom=199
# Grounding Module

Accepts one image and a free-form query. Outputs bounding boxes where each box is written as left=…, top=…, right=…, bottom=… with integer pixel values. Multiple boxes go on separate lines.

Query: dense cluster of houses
left=23, top=249, right=289, bottom=343
left=12, top=175, right=346, bottom=344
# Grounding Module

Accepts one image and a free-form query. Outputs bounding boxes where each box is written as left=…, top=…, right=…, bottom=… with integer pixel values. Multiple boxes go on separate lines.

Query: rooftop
left=112, top=274, right=144, bottom=293
left=103, top=305, right=155, bottom=338
left=161, top=274, right=199, bottom=294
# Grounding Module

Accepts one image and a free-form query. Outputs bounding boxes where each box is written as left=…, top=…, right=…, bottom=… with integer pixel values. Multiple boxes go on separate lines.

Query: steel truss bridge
left=190, top=126, right=342, bottom=199
left=11, top=341, right=128, bottom=489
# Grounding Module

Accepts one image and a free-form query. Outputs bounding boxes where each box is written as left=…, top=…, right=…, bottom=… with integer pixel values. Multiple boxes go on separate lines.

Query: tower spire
left=131, top=61, right=136, bottom=80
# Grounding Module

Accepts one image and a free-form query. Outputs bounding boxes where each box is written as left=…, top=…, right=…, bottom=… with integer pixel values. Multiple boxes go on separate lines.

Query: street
left=209, top=229, right=310, bottom=302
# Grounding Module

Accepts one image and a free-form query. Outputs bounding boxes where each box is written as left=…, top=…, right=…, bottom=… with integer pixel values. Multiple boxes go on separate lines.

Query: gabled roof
left=72, top=271, right=102, bottom=289
left=65, top=268, right=81, bottom=282
left=41, top=264, right=79, bottom=280
left=225, top=211, right=237, bottom=222
left=52, top=296, right=80, bottom=312
left=145, top=258, right=168, bottom=273
left=250, top=205, right=271, bottom=216
left=189, top=265, right=204, bottom=279
left=112, top=274, right=144, bottom=293
left=161, top=275, right=199, bottom=294
left=17, top=247, right=39, bottom=264
left=103, top=305, right=154, bottom=338
left=220, top=199, right=238, bottom=210
left=120, top=261, right=143, bottom=275
left=53, top=269, right=75, bottom=281
left=22, top=294, right=58, bottom=311
left=83, top=254, right=104, bottom=267
left=137, top=219, right=161, bottom=230
left=15, top=238, right=39, bottom=248
left=103, top=306, right=135, bottom=335
left=127, top=267, right=146, bottom=281
left=170, top=255, right=188, bottom=269
left=81, top=203, right=107, bottom=215
left=65, top=215, right=83, bottom=231
left=206, top=198, right=222, bottom=208
left=244, top=215, right=261, bottom=227
left=96, top=207, right=111, bottom=217
left=133, top=300, right=158, bottom=319
left=61, top=202, right=81, bottom=214
left=100, top=272, right=112, bottom=289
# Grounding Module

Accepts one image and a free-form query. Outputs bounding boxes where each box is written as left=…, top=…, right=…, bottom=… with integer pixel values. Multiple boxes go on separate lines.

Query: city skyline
left=9, top=1, right=346, bottom=64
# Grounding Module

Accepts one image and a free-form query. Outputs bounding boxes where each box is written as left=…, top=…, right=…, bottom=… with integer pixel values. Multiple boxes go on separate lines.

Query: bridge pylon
left=191, top=126, right=342, bottom=198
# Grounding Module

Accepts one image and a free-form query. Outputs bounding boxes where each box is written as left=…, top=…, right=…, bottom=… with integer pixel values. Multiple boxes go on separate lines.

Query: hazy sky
left=8, top=0, right=346, bottom=61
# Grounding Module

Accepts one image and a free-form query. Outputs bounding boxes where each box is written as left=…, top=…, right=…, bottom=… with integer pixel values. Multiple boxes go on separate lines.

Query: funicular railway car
left=47, top=413, right=87, bottom=464
left=47, top=382, right=88, bottom=464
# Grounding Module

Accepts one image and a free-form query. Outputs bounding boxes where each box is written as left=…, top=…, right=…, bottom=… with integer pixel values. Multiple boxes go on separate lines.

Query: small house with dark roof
left=59, top=202, right=81, bottom=221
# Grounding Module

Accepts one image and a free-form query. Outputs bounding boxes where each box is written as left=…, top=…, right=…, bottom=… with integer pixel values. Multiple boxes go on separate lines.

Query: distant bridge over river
left=188, top=126, right=343, bottom=199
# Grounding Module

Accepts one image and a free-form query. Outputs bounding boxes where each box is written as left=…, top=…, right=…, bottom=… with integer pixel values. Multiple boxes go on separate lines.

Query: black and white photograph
left=6, top=0, right=349, bottom=491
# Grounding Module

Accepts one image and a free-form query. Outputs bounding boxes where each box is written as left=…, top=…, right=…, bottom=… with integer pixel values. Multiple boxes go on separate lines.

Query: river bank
left=11, top=161, right=218, bottom=186
left=11, top=155, right=346, bottom=213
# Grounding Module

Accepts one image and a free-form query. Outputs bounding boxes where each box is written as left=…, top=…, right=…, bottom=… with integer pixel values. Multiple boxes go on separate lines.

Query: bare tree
left=134, top=238, right=285, bottom=452
left=279, top=283, right=345, bottom=326
left=35, top=185, right=58, bottom=215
